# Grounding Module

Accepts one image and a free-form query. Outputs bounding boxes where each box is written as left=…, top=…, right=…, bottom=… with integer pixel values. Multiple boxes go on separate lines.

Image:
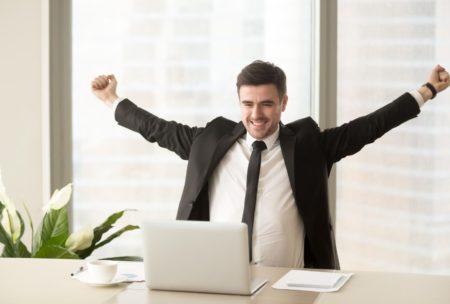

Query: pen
left=70, top=266, right=84, bottom=277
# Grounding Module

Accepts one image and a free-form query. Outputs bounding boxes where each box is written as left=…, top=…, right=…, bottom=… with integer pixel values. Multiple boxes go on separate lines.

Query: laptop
left=141, top=220, right=267, bottom=295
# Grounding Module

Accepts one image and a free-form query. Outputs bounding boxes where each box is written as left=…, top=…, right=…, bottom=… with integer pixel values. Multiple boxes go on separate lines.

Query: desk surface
left=1, top=258, right=449, bottom=304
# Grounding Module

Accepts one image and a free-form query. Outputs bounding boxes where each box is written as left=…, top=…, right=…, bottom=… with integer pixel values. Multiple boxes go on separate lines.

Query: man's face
left=239, top=84, right=288, bottom=140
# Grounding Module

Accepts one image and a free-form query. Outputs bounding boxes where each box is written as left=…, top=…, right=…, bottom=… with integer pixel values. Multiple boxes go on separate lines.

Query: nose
left=251, top=105, right=262, bottom=119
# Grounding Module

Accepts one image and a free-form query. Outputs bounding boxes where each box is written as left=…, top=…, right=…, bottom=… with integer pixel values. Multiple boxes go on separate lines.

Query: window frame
left=49, top=0, right=73, bottom=226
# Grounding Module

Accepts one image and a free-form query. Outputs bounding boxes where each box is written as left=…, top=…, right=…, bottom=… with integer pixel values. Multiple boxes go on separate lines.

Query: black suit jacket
left=115, top=93, right=420, bottom=269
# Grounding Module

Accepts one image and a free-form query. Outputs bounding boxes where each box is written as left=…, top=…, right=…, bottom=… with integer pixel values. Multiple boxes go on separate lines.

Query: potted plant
left=0, top=170, right=139, bottom=260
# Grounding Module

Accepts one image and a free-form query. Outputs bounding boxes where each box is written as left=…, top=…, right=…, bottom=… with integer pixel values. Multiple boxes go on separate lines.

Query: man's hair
left=236, top=60, right=287, bottom=99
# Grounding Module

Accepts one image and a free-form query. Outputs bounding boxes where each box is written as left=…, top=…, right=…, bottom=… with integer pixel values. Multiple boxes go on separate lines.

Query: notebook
left=272, top=269, right=353, bottom=292
left=141, top=220, right=267, bottom=295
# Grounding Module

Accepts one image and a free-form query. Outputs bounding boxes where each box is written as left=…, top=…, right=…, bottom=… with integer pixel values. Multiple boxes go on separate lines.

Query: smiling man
left=92, top=60, right=450, bottom=270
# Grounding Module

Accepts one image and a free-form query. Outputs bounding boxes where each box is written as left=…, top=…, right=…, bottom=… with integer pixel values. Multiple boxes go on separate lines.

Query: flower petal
left=43, top=183, right=72, bottom=212
left=0, top=170, right=21, bottom=243
left=0, top=168, right=6, bottom=194
left=0, top=169, right=14, bottom=210
left=1, top=207, right=21, bottom=243
left=65, top=225, right=94, bottom=252
left=1, top=209, right=12, bottom=237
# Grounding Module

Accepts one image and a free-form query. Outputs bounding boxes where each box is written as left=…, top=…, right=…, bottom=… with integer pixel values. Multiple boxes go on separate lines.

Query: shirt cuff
left=111, top=97, right=125, bottom=118
left=409, top=90, right=425, bottom=108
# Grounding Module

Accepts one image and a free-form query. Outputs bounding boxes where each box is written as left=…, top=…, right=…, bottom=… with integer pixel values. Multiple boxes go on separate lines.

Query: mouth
left=251, top=120, right=266, bottom=128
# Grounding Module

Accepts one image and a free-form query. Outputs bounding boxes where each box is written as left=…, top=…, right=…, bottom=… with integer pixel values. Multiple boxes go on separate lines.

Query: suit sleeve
left=114, top=99, right=203, bottom=160
left=319, top=93, right=420, bottom=166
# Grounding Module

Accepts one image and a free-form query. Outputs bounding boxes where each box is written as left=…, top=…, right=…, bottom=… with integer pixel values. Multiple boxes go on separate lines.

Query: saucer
left=75, top=271, right=128, bottom=287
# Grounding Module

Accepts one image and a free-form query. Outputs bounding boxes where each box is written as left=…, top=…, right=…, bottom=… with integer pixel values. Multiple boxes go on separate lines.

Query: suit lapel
left=194, top=122, right=246, bottom=200
left=208, top=122, right=246, bottom=174
left=279, top=123, right=297, bottom=199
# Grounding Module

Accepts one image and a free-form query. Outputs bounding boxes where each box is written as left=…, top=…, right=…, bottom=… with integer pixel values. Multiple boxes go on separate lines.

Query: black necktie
left=242, top=140, right=267, bottom=262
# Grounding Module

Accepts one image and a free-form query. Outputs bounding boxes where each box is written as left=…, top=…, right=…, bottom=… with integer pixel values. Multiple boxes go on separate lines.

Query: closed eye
left=261, top=101, right=274, bottom=107
left=241, top=101, right=254, bottom=107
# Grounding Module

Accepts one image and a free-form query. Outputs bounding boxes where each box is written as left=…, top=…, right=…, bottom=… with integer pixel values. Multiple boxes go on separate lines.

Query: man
left=92, top=61, right=450, bottom=270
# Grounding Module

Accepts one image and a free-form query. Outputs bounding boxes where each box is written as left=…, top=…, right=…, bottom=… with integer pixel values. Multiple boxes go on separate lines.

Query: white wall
left=0, top=1, right=49, bottom=238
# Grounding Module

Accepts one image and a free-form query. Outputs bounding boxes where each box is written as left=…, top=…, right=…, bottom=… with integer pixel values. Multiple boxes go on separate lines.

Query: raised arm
left=90, top=74, right=202, bottom=160
left=319, top=64, right=450, bottom=166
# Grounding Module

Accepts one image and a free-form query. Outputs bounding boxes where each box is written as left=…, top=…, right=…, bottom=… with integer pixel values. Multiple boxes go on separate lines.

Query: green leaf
left=93, top=210, right=126, bottom=242
left=33, top=244, right=79, bottom=259
left=23, top=203, right=34, bottom=247
left=0, top=207, right=15, bottom=255
left=1, top=243, right=15, bottom=257
left=77, top=224, right=139, bottom=259
left=40, top=208, right=69, bottom=247
left=32, top=220, right=42, bottom=254
left=93, top=225, right=139, bottom=250
left=0, top=219, right=12, bottom=246
left=89, top=212, right=121, bottom=246
left=16, top=210, right=26, bottom=241
left=1, top=238, right=15, bottom=257
left=1, top=240, right=30, bottom=257
left=33, top=208, right=69, bottom=255
left=74, top=210, right=128, bottom=259
left=15, top=241, right=31, bottom=257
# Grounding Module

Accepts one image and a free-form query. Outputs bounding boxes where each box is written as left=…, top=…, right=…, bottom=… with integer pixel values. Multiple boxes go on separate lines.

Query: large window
left=336, top=0, right=450, bottom=274
left=72, top=0, right=314, bottom=258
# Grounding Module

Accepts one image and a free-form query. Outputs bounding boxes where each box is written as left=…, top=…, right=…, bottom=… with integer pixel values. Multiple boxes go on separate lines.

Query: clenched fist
left=91, top=74, right=119, bottom=107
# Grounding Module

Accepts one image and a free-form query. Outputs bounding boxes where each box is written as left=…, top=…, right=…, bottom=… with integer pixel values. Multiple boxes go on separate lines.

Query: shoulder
left=204, top=116, right=238, bottom=132
left=191, top=116, right=239, bottom=141
left=206, top=116, right=237, bottom=127
left=284, top=117, right=320, bottom=134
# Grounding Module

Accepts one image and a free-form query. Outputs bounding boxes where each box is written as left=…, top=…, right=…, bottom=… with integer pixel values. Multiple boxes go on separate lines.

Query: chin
left=249, top=130, right=267, bottom=140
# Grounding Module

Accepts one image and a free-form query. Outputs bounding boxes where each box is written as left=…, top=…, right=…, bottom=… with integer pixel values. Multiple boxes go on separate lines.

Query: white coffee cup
left=87, top=260, right=118, bottom=282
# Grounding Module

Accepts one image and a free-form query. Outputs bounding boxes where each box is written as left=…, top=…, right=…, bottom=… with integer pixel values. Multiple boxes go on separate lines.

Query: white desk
left=0, top=258, right=123, bottom=304
left=1, top=258, right=450, bottom=304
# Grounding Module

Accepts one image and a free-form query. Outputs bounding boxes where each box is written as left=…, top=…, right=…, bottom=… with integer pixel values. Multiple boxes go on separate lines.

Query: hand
left=429, top=64, right=450, bottom=93
left=419, top=65, right=450, bottom=101
left=91, top=74, right=119, bottom=107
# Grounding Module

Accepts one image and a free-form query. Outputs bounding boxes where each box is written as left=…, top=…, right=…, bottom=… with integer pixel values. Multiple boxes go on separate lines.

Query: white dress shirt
left=208, top=126, right=305, bottom=268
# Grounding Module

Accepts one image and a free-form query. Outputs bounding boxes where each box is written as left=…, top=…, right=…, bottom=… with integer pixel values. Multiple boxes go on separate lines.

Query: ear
left=281, top=95, right=288, bottom=112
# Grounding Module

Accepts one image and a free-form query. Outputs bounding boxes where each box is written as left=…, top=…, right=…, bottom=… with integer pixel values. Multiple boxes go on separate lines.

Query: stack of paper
left=272, top=270, right=353, bottom=292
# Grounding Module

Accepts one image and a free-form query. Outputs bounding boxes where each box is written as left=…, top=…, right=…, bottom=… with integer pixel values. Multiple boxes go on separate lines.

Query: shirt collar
left=245, top=124, right=280, bottom=151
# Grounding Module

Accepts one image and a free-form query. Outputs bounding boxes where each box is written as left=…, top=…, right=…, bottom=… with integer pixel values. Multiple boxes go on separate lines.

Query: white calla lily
left=42, top=183, right=72, bottom=213
left=1, top=208, right=21, bottom=243
left=65, top=225, right=94, bottom=252
left=0, top=168, right=6, bottom=196
left=0, top=168, right=13, bottom=209
left=0, top=169, right=22, bottom=243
